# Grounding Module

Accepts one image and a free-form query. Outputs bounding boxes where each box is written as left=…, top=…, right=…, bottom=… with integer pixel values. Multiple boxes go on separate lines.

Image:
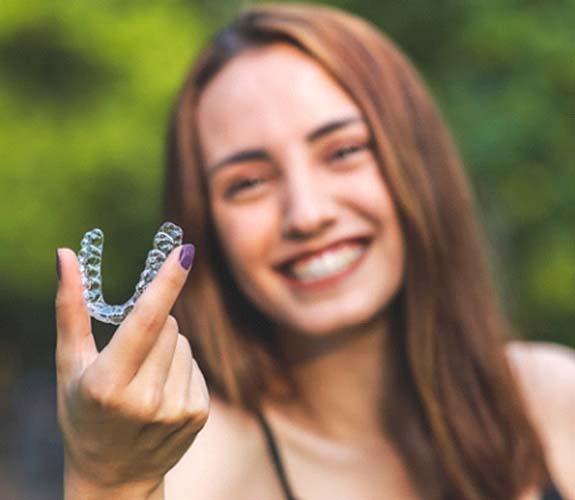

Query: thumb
left=55, top=248, right=97, bottom=376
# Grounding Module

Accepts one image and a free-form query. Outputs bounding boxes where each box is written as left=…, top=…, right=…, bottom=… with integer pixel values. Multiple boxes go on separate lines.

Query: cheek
left=341, top=164, right=397, bottom=222
left=346, top=165, right=405, bottom=269
left=212, top=201, right=279, bottom=273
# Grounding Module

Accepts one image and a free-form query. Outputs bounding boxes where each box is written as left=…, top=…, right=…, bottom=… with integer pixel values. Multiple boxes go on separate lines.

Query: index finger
left=99, top=243, right=195, bottom=382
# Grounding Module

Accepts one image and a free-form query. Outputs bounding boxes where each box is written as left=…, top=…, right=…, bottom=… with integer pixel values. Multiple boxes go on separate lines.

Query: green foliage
left=0, top=1, right=212, bottom=301
left=0, top=0, right=572, bottom=356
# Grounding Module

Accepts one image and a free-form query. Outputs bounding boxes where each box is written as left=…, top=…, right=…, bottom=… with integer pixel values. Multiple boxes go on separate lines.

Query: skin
left=57, top=43, right=575, bottom=500
left=55, top=246, right=209, bottom=500
left=198, top=41, right=406, bottom=443
left=200, top=45, right=406, bottom=340
left=173, top=44, right=574, bottom=499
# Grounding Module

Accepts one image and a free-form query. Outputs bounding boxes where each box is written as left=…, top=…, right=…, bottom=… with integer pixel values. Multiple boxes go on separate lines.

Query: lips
left=279, top=238, right=369, bottom=285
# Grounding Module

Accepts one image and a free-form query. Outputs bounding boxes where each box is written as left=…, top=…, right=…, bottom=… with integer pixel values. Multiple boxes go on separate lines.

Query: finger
left=55, top=248, right=97, bottom=376
left=104, top=244, right=195, bottom=380
left=142, top=336, right=201, bottom=431
left=162, top=334, right=194, bottom=416
left=188, top=358, right=210, bottom=412
left=147, top=357, right=209, bottom=470
left=131, top=334, right=194, bottom=448
left=124, top=315, right=179, bottom=390
left=145, top=334, right=194, bottom=425
left=161, top=357, right=210, bottom=445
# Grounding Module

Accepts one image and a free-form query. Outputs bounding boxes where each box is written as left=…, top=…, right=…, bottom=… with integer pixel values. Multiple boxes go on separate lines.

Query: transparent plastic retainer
left=78, top=222, right=183, bottom=325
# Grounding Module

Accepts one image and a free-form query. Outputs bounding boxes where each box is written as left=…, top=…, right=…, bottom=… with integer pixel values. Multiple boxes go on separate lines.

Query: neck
left=272, top=314, right=389, bottom=443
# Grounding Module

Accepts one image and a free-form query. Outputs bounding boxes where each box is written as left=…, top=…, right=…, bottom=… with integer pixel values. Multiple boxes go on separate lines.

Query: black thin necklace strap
left=540, top=481, right=564, bottom=500
left=255, top=411, right=298, bottom=500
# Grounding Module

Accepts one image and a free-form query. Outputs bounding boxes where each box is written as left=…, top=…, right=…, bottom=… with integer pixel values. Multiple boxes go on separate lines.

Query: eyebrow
left=206, top=115, right=364, bottom=178
left=306, top=115, right=363, bottom=142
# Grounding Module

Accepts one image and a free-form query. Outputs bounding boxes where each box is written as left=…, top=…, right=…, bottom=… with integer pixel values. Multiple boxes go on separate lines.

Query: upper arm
left=506, top=341, right=575, bottom=499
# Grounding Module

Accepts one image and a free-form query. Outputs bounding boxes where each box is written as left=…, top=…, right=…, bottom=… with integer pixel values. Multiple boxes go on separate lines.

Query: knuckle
left=132, top=305, right=164, bottom=333
left=136, top=388, right=163, bottom=418
left=159, top=407, right=187, bottom=428
left=165, top=315, right=179, bottom=331
left=78, top=376, right=120, bottom=410
left=191, top=406, right=209, bottom=429
left=54, top=343, right=69, bottom=366
left=54, top=349, right=71, bottom=377
left=54, top=289, right=68, bottom=309
left=184, top=401, right=209, bottom=429
left=54, top=293, right=65, bottom=310
left=55, top=291, right=82, bottom=312
left=176, top=334, right=192, bottom=357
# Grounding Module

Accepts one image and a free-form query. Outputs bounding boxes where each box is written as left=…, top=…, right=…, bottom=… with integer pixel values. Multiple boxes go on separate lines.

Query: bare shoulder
left=164, top=395, right=282, bottom=499
left=506, top=340, right=575, bottom=410
left=505, top=340, right=575, bottom=499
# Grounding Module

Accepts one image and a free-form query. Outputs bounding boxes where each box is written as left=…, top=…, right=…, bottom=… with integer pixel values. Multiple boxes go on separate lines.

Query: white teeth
left=289, top=244, right=365, bottom=282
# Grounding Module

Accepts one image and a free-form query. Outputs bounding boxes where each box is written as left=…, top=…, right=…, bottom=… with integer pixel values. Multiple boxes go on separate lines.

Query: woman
left=55, top=4, right=574, bottom=500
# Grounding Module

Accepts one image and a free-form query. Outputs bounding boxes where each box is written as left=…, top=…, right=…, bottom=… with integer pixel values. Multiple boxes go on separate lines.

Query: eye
left=225, top=176, right=266, bottom=199
left=328, top=142, right=371, bottom=163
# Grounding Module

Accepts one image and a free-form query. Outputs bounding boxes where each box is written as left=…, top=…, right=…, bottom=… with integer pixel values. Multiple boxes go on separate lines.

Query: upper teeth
left=289, top=244, right=365, bottom=282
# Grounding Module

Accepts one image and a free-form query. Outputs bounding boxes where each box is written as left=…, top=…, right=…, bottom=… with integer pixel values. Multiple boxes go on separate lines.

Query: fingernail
left=56, top=249, right=61, bottom=281
left=179, top=244, right=195, bottom=270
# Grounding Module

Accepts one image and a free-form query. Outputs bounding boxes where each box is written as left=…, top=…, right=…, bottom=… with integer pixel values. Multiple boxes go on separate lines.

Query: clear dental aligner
left=78, top=222, right=184, bottom=325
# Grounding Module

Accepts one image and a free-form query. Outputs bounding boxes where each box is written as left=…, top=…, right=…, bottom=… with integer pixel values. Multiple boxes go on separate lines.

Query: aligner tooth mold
left=78, top=222, right=184, bottom=324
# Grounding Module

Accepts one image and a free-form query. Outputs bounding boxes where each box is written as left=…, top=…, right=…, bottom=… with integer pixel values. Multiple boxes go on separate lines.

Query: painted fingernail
left=56, top=249, right=61, bottom=281
left=179, top=244, right=195, bottom=270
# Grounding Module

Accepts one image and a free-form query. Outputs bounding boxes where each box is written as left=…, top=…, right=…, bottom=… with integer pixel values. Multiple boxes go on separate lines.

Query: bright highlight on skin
left=78, top=222, right=183, bottom=324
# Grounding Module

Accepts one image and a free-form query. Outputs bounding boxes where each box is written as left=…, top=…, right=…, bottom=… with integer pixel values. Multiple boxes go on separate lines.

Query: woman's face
left=197, top=43, right=405, bottom=336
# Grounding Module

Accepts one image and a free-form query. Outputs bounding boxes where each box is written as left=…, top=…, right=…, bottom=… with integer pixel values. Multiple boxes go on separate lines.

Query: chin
left=282, top=304, right=387, bottom=338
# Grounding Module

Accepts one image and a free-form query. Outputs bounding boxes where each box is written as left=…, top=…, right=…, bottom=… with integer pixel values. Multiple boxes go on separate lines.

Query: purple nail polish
left=179, top=244, right=195, bottom=270
left=56, top=249, right=61, bottom=281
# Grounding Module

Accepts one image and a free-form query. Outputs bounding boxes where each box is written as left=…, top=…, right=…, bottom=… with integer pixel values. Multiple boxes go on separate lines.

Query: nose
left=281, top=168, right=336, bottom=241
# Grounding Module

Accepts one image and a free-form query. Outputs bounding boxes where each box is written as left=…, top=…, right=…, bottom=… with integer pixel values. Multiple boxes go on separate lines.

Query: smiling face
left=196, top=43, right=405, bottom=336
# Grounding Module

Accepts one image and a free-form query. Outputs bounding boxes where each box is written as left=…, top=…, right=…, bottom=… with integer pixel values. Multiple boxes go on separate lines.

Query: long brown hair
left=164, top=3, right=549, bottom=499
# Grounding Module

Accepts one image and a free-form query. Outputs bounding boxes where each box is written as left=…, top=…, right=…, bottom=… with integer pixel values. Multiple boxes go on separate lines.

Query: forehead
left=196, top=43, right=361, bottom=162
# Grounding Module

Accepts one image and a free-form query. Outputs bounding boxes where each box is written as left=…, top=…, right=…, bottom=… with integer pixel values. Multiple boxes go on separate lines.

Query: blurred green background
left=0, top=0, right=573, bottom=497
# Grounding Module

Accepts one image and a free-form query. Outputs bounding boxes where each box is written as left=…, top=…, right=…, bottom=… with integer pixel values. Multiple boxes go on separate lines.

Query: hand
left=55, top=245, right=209, bottom=497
